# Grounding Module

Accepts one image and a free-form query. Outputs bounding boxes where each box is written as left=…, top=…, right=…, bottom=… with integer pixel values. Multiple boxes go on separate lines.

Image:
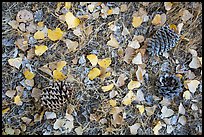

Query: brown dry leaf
left=75, top=126, right=83, bottom=135
left=136, top=89, right=145, bottom=102
left=112, top=113, right=123, bottom=125
left=84, top=25, right=93, bottom=36
left=21, top=117, right=32, bottom=125
left=132, top=16, right=143, bottom=28
left=54, top=119, right=66, bottom=130
left=160, top=13, right=167, bottom=26
left=161, top=106, right=174, bottom=118
left=5, top=127, right=15, bottom=135
left=45, top=111, right=57, bottom=119
left=34, top=31, right=45, bottom=40
left=166, top=125, right=175, bottom=134
left=177, top=23, right=184, bottom=34
left=164, top=2, right=173, bottom=11
left=19, top=23, right=26, bottom=31
left=120, top=4, right=128, bottom=12
left=178, top=115, right=187, bottom=126
left=27, top=48, right=35, bottom=60
left=5, top=90, right=16, bottom=99
left=102, top=83, right=114, bottom=92
left=88, top=67, right=101, bottom=80
left=23, top=69, right=35, bottom=80
left=123, top=47, right=135, bottom=64
left=34, top=110, right=45, bottom=122
left=191, top=103, right=198, bottom=111
left=109, top=99, right=117, bottom=107
left=178, top=103, right=185, bottom=115
left=159, top=97, right=171, bottom=106
left=134, top=35, right=145, bottom=43
left=64, top=39, right=79, bottom=53
left=26, top=21, right=37, bottom=33
left=116, top=74, right=127, bottom=87
left=15, top=38, right=28, bottom=52
left=16, top=10, right=33, bottom=23
left=14, top=95, right=23, bottom=106
left=152, top=14, right=162, bottom=25
left=2, top=107, right=10, bottom=115
left=56, top=61, right=67, bottom=71
left=87, top=54, right=98, bottom=67
left=35, top=45, right=48, bottom=56
left=31, top=88, right=41, bottom=102
left=153, top=121, right=164, bottom=135
left=25, top=79, right=34, bottom=87
left=128, top=80, right=141, bottom=90
left=187, top=80, right=200, bottom=93
left=129, top=123, right=141, bottom=135
left=132, top=52, right=143, bottom=64
left=145, top=105, right=157, bottom=116
left=136, top=66, right=146, bottom=83
left=38, top=64, right=53, bottom=76
left=107, top=34, right=120, bottom=48
left=181, top=9, right=193, bottom=22
left=98, top=58, right=112, bottom=69
left=65, top=12, right=80, bottom=29
left=109, top=90, right=118, bottom=99
left=122, top=90, right=136, bottom=105
left=136, top=105, right=145, bottom=115
left=53, top=70, right=66, bottom=81
left=8, top=20, right=19, bottom=29
left=183, top=90, right=191, bottom=100
left=189, top=56, right=201, bottom=69
left=128, top=39, right=140, bottom=49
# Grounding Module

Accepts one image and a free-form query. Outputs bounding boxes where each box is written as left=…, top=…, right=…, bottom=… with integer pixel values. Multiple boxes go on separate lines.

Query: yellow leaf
left=122, top=90, right=136, bottom=105
left=8, top=57, right=22, bottom=69
left=65, top=12, right=80, bottom=29
left=88, top=68, right=101, bottom=80
left=2, top=107, right=10, bottom=115
left=65, top=2, right=71, bottom=9
left=34, top=31, right=45, bottom=40
left=100, top=72, right=111, bottom=81
left=102, top=83, right=114, bottom=92
left=23, top=69, right=35, bottom=80
left=37, top=22, right=44, bottom=27
left=128, top=80, right=141, bottom=90
left=164, top=2, right=173, bottom=11
left=136, top=105, right=144, bottom=115
left=53, top=70, right=66, bottom=81
left=47, top=28, right=64, bottom=41
left=132, top=16, right=143, bottom=28
left=153, top=121, right=163, bottom=135
left=170, top=24, right=177, bottom=32
left=56, top=61, right=67, bottom=71
left=109, top=99, right=117, bottom=107
left=98, top=58, right=111, bottom=68
left=14, top=95, right=23, bottom=106
left=107, top=9, right=113, bottom=15
left=152, top=14, right=162, bottom=25
left=35, top=45, right=48, bottom=56
left=87, top=54, right=98, bottom=67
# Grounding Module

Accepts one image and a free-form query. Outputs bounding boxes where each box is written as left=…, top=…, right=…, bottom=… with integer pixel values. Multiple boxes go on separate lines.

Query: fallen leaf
left=37, top=21, right=44, bottom=27
left=164, top=2, right=173, bottom=11
left=178, top=103, right=185, bottom=115
left=2, top=107, right=10, bottom=115
left=178, top=115, right=186, bottom=125
left=8, top=57, right=22, bottom=69
left=116, top=74, right=127, bottom=87
left=136, top=66, right=146, bottom=83
left=8, top=20, right=19, bottom=29
left=153, top=121, right=163, bottom=135
left=14, top=95, right=23, bottom=106
left=120, top=4, right=128, bottom=12
left=35, top=45, right=48, bottom=56
left=34, top=30, right=45, bottom=40
left=23, top=69, right=35, bottom=80
left=102, top=83, right=114, bottom=92
left=54, top=119, right=66, bottom=130
left=189, top=56, right=201, bottom=69
left=181, top=9, right=193, bottom=22
left=183, top=90, right=191, bottom=100
left=48, top=28, right=64, bottom=41
left=161, top=106, right=174, bottom=118
left=15, top=38, right=28, bottom=52
left=191, top=103, right=198, bottom=111
left=136, top=105, right=144, bottom=115
left=19, top=23, right=26, bottom=31
left=107, top=34, right=120, bottom=48
left=25, top=79, right=34, bottom=87
left=21, top=117, right=32, bottom=125
left=187, top=80, right=200, bottom=93
left=109, top=99, right=117, bottom=107
left=38, top=64, right=53, bottom=76
left=27, top=48, right=35, bottom=60
left=128, top=39, right=140, bottom=49
left=98, top=58, right=111, bottom=69
left=132, top=52, right=143, bottom=64
left=5, top=90, right=16, bottom=99
left=170, top=24, right=177, bottom=32
left=64, top=39, right=79, bottom=53
left=136, top=89, right=145, bottom=102
left=45, top=111, right=57, bottom=119
left=128, top=80, right=141, bottom=90
left=87, top=54, right=98, bottom=67
left=132, top=16, right=143, bottom=28
left=31, top=88, right=41, bottom=102
left=129, top=123, right=141, bottom=135
left=16, top=9, right=33, bottom=23
left=5, top=127, right=15, bottom=135
left=152, top=14, right=161, bottom=25
left=88, top=67, right=101, bottom=80
left=65, top=12, right=80, bottom=29
left=53, top=70, right=66, bottom=81
left=56, top=61, right=67, bottom=71
left=88, top=3, right=96, bottom=12
left=123, top=47, right=135, bottom=64
left=160, top=13, right=167, bottom=26
left=109, top=90, right=118, bottom=99
left=122, top=90, right=136, bottom=105
left=64, top=2, right=71, bottom=10
left=177, top=23, right=184, bottom=34
left=34, top=110, right=45, bottom=122
left=159, top=97, right=171, bottom=106
left=75, top=126, right=83, bottom=135
left=166, top=125, right=175, bottom=134
left=145, top=105, right=157, bottom=116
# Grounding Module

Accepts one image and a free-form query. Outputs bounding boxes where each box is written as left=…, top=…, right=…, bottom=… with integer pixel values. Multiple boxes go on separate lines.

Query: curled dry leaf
left=178, top=115, right=186, bottom=126
left=122, top=90, right=136, bottom=105
left=88, top=67, right=101, bottom=80
left=177, top=23, right=184, bottom=34
left=189, top=56, right=201, bottom=69
left=16, top=10, right=33, bottom=23
left=136, top=105, right=145, bottom=114
left=15, top=38, right=28, bottom=52
left=178, top=103, right=185, bottom=115
left=109, top=90, right=118, bottom=99
left=136, top=66, right=146, bottom=83
left=129, top=123, right=141, bottom=135
left=152, top=14, right=162, bottom=25
left=54, top=119, right=66, bottom=130
left=123, top=47, right=135, bottom=64
left=27, top=48, right=35, bottom=60
left=48, top=28, right=64, bottom=41
left=98, top=58, right=111, bottom=69
left=116, top=74, right=127, bottom=87
left=14, top=95, right=23, bottom=106
left=65, top=12, right=80, bottom=29
left=64, top=39, right=79, bottom=53
left=87, top=54, right=98, bottom=67
left=45, top=111, right=57, bottom=119
left=183, top=90, right=191, bottom=100
left=181, top=9, right=193, bottom=22
left=128, top=39, right=140, bottom=49
left=107, top=34, right=120, bottom=48
left=31, top=88, right=41, bottom=102
left=5, top=90, right=16, bottom=99
left=164, top=2, right=173, bottom=11
left=128, top=80, right=141, bottom=90
left=132, top=52, right=143, bottom=65
left=102, top=83, right=114, bottom=92
left=161, top=106, right=174, bottom=118
left=35, top=45, right=48, bottom=56
left=34, top=31, right=45, bottom=40
left=21, top=117, right=32, bottom=125
left=8, top=57, right=22, bottom=69
left=187, top=80, right=200, bottom=93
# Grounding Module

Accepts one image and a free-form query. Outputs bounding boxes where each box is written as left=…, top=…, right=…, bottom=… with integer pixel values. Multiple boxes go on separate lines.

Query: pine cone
left=156, top=74, right=183, bottom=98
left=41, top=81, right=72, bottom=111
left=147, top=25, right=180, bottom=56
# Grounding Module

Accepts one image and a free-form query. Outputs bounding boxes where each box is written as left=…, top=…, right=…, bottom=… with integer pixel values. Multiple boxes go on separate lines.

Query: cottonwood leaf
left=56, top=61, right=67, bottom=71
left=65, top=12, right=80, bottom=29
left=132, top=16, right=143, bottom=28
left=152, top=14, right=162, bottom=25
left=88, top=67, right=101, bottom=80
left=107, top=34, right=120, bottom=48
left=187, top=80, right=200, bottom=93
left=129, top=123, right=141, bottom=135
left=164, top=2, right=173, bottom=11
left=5, top=90, right=16, bottom=99
left=128, top=80, right=141, bottom=90
left=14, top=95, right=23, bottom=106
left=47, top=28, right=64, bottom=41
left=35, top=45, right=48, bottom=56
left=102, top=83, right=114, bottom=92
left=98, top=58, right=111, bottom=68
left=53, top=70, right=66, bottom=81
left=161, top=106, right=174, bottom=118
left=132, top=52, right=143, bottom=64
left=34, top=31, right=45, bottom=40
left=45, top=111, right=57, bottom=119
left=54, top=119, right=66, bottom=130
left=23, top=69, right=35, bottom=80
left=87, top=54, right=98, bottom=67
left=8, top=57, right=22, bottom=69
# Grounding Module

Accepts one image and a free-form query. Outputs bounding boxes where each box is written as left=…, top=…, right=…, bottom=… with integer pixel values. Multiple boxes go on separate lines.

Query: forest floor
left=2, top=2, right=202, bottom=135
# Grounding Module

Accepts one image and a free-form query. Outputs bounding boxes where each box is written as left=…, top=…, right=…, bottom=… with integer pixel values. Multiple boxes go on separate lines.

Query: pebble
left=34, top=10, right=43, bottom=22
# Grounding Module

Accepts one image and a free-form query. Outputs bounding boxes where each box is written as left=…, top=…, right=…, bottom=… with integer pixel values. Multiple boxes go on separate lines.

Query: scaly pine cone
left=147, top=25, right=180, bottom=56
left=41, top=81, right=72, bottom=111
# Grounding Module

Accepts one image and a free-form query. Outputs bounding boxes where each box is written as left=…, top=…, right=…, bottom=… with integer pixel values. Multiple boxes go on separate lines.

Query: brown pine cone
left=41, top=81, right=73, bottom=111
